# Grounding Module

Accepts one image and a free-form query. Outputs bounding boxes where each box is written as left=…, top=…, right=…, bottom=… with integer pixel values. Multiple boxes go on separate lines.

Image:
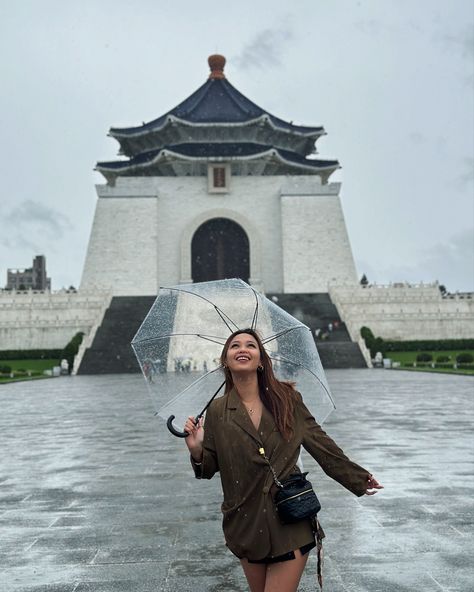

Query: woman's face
left=225, top=333, right=261, bottom=374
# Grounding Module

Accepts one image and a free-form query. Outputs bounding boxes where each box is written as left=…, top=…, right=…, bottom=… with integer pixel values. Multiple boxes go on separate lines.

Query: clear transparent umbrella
left=131, top=278, right=335, bottom=437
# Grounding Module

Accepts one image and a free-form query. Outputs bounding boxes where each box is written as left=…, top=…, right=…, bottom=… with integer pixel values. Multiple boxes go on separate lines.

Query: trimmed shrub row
left=403, top=361, right=473, bottom=370
left=385, top=339, right=474, bottom=352
left=360, top=326, right=474, bottom=358
left=416, top=353, right=432, bottom=362
left=457, top=353, right=474, bottom=363
left=413, top=353, right=472, bottom=363
left=0, top=349, right=63, bottom=360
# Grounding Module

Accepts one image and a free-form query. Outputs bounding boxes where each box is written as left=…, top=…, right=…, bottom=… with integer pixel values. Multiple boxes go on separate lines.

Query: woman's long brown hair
left=220, top=328, right=297, bottom=440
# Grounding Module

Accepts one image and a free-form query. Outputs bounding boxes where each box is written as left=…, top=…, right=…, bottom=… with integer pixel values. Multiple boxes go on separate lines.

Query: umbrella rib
left=267, top=352, right=336, bottom=409
left=250, top=287, right=259, bottom=330
left=195, top=334, right=228, bottom=346
left=161, top=286, right=240, bottom=331
left=262, top=326, right=304, bottom=345
left=214, top=307, right=239, bottom=332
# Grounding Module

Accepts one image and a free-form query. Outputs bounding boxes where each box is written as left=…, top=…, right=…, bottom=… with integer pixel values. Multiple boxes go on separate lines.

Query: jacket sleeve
left=190, top=402, right=219, bottom=480
left=297, top=394, right=370, bottom=496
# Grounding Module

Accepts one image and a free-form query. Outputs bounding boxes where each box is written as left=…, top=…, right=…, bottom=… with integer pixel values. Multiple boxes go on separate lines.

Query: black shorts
left=247, top=541, right=316, bottom=564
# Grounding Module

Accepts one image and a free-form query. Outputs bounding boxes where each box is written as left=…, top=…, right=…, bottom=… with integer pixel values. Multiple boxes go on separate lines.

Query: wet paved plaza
left=0, top=370, right=473, bottom=592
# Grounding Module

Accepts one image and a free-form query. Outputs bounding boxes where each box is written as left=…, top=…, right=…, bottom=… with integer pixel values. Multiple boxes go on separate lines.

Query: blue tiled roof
left=109, top=79, right=323, bottom=137
left=96, top=143, right=338, bottom=171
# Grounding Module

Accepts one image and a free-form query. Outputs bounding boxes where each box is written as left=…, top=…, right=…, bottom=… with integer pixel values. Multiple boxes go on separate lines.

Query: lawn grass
left=1, top=359, right=59, bottom=372
left=0, top=359, right=60, bottom=385
left=0, top=374, right=53, bottom=384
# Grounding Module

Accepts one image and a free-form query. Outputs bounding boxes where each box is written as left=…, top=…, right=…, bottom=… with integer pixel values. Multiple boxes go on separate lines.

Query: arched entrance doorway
left=191, top=218, right=250, bottom=283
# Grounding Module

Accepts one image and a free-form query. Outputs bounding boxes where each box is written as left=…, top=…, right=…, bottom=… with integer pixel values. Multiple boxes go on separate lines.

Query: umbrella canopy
left=132, top=279, right=335, bottom=435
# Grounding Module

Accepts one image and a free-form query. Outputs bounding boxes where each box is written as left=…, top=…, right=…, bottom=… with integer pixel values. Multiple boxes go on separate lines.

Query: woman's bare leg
left=263, top=550, right=309, bottom=592
left=240, top=559, right=267, bottom=592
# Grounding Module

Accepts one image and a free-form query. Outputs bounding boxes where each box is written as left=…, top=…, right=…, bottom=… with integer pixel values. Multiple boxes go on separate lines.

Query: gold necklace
left=242, top=398, right=260, bottom=416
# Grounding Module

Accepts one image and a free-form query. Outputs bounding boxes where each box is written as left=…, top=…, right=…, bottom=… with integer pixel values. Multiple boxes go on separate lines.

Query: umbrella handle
left=166, top=415, right=190, bottom=438
left=165, top=381, right=226, bottom=438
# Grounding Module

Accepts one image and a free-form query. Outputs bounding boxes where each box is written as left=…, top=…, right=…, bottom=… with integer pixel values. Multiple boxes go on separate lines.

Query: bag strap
left=258, top=447, right=283, bottom=488
left=261, top=446, right=324, bottom=589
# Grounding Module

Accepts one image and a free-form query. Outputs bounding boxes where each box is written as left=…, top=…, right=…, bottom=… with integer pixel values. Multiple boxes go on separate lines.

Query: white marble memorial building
left=81, top=55, right=357, bottom=296
left=74, top=55, right=370, bottom=372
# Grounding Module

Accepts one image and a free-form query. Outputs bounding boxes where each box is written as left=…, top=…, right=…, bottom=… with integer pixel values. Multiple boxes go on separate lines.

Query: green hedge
left=384, top=339, right=474, bottom=352
left=416, top=353, right=433, bottom=362
left=396, top=362, right=473, bottom=370
left=0, top=349, right=63, bottom=361
left=456, top=353, right=473, bottom=363
left=360, top=327, right=474, bottom=358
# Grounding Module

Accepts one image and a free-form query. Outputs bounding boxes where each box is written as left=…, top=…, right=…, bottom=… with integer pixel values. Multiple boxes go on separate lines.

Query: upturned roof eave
left=109, top=114, right=325, bottom=140
left=96, top=147, right=339, bottom=175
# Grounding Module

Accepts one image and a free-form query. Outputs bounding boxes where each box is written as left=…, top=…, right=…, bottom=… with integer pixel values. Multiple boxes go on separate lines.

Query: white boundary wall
left=329, top=283, right=474, bottom=341
left=0, top=290, right=111, bottom=350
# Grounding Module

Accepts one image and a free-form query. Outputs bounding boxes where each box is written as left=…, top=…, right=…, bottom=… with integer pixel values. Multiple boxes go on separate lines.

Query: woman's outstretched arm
left=297, top=394, right=383, bottom=496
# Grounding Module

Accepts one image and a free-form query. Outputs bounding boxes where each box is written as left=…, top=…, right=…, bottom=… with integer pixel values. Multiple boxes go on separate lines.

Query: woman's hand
left=184, top=416, right=204, bottom=462
left=365, top=474, right=383, bottom=495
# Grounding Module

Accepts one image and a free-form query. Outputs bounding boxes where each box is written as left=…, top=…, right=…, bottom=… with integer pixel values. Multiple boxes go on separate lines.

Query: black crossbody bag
left=258, top=447, right=321, bottom=523
left=275, top=471, right=321, bottom=523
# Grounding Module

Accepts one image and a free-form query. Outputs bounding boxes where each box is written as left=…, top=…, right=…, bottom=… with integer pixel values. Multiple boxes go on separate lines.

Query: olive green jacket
left=191, top=388, right=370, bottom=560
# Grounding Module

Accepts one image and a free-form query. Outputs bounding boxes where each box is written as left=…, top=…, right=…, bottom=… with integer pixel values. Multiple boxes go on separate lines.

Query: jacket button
left=262, top=486, right=269, bottom=494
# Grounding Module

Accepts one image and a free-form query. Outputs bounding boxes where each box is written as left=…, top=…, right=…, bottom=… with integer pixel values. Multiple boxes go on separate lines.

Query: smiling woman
left=184, top=328, right=383, bottom=592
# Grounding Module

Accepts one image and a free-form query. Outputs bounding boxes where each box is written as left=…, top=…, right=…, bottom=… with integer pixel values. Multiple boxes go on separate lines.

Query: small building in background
left=6, top=255, right=51, bottom=291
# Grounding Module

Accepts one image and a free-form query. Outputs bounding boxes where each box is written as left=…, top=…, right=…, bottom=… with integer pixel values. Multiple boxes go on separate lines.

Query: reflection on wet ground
left=0, top=370, right=472, bottom=591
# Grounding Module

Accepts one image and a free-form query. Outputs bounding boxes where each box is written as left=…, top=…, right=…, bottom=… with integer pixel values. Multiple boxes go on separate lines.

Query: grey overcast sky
left=1, top=0, right=473, bottom=291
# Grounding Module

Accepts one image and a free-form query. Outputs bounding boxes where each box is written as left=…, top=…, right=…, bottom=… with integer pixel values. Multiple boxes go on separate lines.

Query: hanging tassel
left=317, top=536, right=323, bottom=590
left=312, top=517, right=325, bottom=590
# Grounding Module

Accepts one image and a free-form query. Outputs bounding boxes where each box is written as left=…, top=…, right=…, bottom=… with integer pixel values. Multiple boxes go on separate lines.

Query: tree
left=60, top=332, right=85, bottom=374
left=360, top=326, right=375, bottom=348
left=360, top=274, right=369, bottom=286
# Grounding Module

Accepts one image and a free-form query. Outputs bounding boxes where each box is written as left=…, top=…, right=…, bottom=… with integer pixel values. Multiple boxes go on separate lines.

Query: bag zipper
left=276, top=488, right=314, bottom=506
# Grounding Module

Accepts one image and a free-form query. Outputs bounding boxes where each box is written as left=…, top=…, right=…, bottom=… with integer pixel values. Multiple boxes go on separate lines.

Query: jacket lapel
left=226, top=388, right=263, bottom=446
